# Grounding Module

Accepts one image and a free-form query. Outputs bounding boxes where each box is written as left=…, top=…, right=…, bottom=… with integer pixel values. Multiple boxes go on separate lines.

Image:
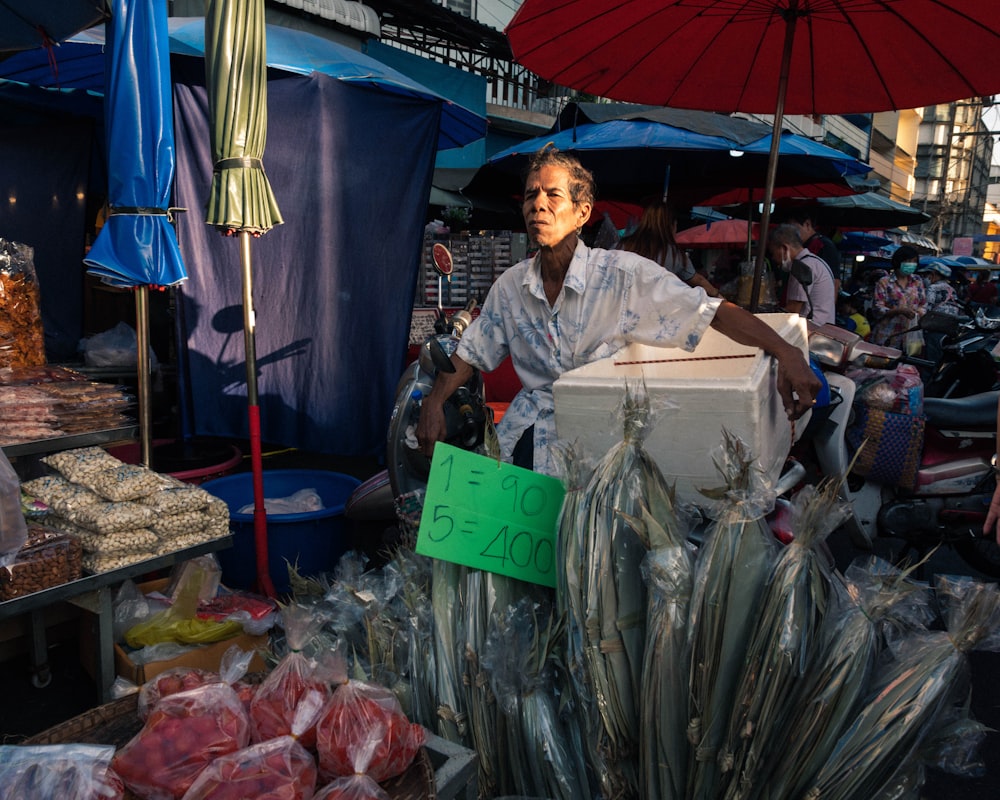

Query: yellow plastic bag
left=124, top=561, right=242, bottom=648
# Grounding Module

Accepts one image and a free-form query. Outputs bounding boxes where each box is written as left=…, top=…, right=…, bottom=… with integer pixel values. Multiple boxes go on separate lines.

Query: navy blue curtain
left=0, top=86, right=97, bottom=361
left=172, top=70, right=439, bottom=457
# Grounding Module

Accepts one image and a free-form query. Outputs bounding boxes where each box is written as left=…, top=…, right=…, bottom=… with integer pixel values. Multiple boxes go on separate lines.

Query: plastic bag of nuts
left=0, top=523, right=82, bottom=600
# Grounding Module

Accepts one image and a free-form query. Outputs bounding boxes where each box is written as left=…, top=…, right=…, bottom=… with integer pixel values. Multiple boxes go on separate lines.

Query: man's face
left=522, top=165, right=592, bottom=248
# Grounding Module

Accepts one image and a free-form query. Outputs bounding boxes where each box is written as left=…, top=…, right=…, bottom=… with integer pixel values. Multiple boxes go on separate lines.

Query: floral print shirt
left=872, top=273, right=927, bottom=346
left=926, top=279, right=960, bottom=314
left=457, top=240, right=721, bottom=475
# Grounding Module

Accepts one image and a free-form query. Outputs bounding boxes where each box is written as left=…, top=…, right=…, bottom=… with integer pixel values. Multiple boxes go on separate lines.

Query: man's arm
left=710, top=300, right=821, bottom=419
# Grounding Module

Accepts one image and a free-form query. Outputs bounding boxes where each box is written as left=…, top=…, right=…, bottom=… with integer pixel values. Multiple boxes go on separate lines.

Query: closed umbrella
left=82, top=0, right=187, bottom=468
left=506, top=0, right=1000, bottom=308
left=204, top=0, right=282, bottom=598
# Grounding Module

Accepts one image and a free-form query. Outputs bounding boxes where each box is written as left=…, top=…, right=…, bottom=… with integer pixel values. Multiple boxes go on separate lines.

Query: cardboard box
left=553, top=313, right=809, bottom=511
left=110, top=579, right=269, bottom=686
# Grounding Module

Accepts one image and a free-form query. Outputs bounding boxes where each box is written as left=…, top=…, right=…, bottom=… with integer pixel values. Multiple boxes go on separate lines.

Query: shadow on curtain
left=172, top=68, right=439, bottom=457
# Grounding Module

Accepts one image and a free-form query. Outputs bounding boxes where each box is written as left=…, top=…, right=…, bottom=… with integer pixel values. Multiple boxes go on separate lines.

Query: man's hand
left=416, top=399, right=447, bottom=458
left=776, top=351, right=822, bottom=420
left=413, top=353, right=475, bottom=458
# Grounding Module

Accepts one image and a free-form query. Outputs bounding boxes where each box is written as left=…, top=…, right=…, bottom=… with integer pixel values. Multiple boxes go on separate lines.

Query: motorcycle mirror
left=790, top=259, right=813, bottom=287
left=432, top=242, right=454, bottom=277
left=425, top=337, right=456, bottom=374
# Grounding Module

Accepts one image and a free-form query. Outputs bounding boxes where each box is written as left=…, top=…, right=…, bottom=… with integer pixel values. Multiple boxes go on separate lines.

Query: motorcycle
left=788, top=321, right=1000, bottom=578
left=898, top=304, right=1000, bottom=399
left=345, top=244, right=489, bottom=532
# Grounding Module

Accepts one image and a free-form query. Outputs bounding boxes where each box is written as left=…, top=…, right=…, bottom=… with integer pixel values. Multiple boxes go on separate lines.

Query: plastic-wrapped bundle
left=804, top=574, right=1000, bottom=800
left=482, top=597, right=590, bottom=800
left=684, top=431, right=778, bottom=800
left=759, top=555, right=934, bottom=800
left=719, top=479, right=849, bottom=800
left=574, top=382, right=687, bottom=799
left=640, top=541, right=695, bottom=800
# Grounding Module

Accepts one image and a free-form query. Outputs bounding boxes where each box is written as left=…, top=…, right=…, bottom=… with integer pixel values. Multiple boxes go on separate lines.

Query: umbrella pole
left=239, top=230, right=276, bottom=598
left=135, top=286, right=153, bottom=468
left=750, top=9, right=798, bottom=311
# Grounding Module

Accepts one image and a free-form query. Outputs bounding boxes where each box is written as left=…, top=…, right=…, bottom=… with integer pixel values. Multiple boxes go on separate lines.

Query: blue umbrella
left=465, top=115, right=869, bottom=210
left=82, top=0, right=186, bottom=466
left=0, top=18, right=486, bottom=152
left=0, top=0, right=107, bottom=53
left=838, top=231, right=893, bottom=255
left=83, top=4, right=186, bottom=289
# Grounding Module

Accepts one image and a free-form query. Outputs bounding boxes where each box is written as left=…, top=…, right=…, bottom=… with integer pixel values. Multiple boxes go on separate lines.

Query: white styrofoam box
left=553, top=313, right=809, bottom=511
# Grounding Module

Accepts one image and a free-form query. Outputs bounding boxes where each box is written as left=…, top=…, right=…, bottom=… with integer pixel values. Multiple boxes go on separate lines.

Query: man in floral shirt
left=416, top=148, right=820, bottom=475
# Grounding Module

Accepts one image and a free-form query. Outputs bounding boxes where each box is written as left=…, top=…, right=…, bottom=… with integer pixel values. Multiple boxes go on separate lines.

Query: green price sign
left=415, top=443, right=566, bottom=588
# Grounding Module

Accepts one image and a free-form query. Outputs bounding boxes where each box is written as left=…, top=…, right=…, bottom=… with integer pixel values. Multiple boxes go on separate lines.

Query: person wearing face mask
left=767, top=224, right=836, bottom=325
left=870, top=245, right=927, bottom=347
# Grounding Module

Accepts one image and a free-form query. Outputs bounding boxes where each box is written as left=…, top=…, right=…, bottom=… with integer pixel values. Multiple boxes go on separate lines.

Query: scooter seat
left=923, top=390, right=1000, bottom=429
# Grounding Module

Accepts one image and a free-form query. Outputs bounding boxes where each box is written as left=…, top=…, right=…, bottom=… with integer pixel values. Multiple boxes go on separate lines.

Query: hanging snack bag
left=315, top=679, right=425, bottom=783
left=0, top=239, right=46, bottom=369
left=112, top=682, right=250, bottom=800
left=181, top=690, right=323, bottom=800
left=250, top=603, right=344, bottom=748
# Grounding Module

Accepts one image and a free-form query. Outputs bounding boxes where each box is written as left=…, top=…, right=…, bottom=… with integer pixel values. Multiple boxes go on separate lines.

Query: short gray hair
left=768, top=223, right=804, bottom=250
left=524, top=143, right=596, bottom=207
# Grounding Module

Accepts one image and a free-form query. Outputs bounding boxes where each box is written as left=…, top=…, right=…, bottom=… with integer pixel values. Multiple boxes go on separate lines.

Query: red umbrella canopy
left=506, top=0, right=1000, bottom=115
left=676, top=219, right=761, bottom=247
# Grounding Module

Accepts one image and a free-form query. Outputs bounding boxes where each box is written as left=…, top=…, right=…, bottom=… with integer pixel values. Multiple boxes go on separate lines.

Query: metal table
left=0, top=536, right=233, bottom=703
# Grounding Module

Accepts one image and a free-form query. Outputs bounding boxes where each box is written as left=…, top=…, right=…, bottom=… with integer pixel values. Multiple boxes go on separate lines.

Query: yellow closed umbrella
left=204, top=0, right=282, bottom=597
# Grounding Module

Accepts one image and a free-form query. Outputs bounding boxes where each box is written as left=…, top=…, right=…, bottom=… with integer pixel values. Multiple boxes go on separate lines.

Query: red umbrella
left=676, top=219, right=761, bottom=248
left=506, top=0, right=1000, bottom=307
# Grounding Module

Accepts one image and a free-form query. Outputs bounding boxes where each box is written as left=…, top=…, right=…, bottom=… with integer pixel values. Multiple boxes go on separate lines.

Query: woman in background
left=871, top=245, right=926, bottom=348
left=619, top=201, right=720, bottom=297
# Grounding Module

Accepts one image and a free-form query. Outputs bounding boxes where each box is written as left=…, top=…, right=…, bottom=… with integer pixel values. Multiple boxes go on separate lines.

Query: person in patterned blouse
left=416, top=147, right=820, bottom=474
left=871, top=245, right=927, bottom=348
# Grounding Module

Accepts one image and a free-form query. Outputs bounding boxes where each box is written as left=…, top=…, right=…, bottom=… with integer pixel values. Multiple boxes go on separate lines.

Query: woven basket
left=24, top=687, right=437, bottom=800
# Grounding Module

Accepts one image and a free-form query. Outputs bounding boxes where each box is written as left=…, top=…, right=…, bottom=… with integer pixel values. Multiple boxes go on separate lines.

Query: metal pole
left=750, top=5, right=798, bottom=312
left=135, top=286, right=153, bottom=468
left=239, top=230, right=275, bottom=598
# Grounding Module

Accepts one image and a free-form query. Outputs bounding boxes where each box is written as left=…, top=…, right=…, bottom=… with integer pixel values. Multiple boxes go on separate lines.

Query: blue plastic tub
left=202, top=469, right=361, bottom=594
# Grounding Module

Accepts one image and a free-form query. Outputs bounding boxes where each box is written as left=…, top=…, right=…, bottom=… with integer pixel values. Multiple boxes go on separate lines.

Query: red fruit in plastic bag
left=138, top=667, right=219, bottom=720
left=113, top=683, right=250, bottom=800
left=315, top=680, right=425, bottom=783
left=234, top=678, right=258, bottom=716
left=313, top=773, right=390, bottom=800
left=250, top=657, right=331, bottom=748
left=179, top=735, right=317, bottom=800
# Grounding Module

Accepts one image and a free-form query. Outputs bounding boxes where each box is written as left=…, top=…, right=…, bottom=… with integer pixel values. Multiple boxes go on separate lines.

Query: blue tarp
left=0, top=21, right=477, bottom=455
left=172, top=69, right=438, bottom=456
